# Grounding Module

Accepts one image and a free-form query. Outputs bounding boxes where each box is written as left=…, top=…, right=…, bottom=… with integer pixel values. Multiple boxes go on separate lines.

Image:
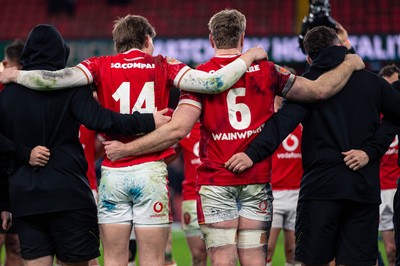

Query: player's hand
left=336, top=22, right=352, bottom=50
left=225, top=152, right=253, bottom=174
left=246, top=46, right=269, bottom=61
left=1, top=211, right=12, bottom=231
left=29, top=145, right=50, bottom=166
left=0, top=67, right=19, bottom=84
left=344, top=54, right=364, bottom=71
left=103, top=140, right=126, bottom=161
left=153, top=108, right=172, bottom=129
left=342, top=149, right=369, bottom=171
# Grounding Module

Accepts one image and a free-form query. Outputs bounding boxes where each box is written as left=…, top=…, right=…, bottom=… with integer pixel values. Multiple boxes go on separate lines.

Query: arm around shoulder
left=285, top=53, right=364, bottom=102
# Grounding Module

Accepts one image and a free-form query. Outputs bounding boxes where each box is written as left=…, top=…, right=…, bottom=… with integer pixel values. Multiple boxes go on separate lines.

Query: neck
left=215, top=48, right=242, bottom=56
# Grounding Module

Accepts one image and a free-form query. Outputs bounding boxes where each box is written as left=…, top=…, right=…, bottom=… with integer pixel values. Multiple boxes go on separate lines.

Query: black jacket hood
left=309, top=45, right=348, bottom=72
left=21, top=24, right=69, bottom=71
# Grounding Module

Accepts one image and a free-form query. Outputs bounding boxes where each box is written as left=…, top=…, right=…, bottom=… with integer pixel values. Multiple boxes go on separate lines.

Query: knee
left=386, top=242, right=396, bottom=257
left=5, top=235, right=21, bottom=255
left=191, top=249, right=207, bottom=265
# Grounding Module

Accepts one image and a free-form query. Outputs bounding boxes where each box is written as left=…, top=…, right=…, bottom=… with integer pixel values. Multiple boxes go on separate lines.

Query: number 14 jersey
left=78, top=48, right=190, bottom=167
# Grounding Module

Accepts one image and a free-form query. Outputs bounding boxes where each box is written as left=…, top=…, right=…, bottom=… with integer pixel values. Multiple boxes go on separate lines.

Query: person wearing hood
left=0, top=24, right=169, bottom=266
left=225, top=26, right=400, bottom=266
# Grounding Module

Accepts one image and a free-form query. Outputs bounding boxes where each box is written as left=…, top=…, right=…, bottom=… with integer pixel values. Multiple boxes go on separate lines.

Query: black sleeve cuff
left=132, top=112, right=155, bottom=133
left=13, top=144, right=31, bottom=165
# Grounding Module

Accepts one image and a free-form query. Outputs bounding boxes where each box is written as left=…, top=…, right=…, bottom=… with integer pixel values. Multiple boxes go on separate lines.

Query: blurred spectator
left=379, top=64, right=400, bottom=84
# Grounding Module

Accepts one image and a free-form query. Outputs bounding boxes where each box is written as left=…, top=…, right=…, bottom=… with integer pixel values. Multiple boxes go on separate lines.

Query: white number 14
left=112, top=81, right=156, bottom=114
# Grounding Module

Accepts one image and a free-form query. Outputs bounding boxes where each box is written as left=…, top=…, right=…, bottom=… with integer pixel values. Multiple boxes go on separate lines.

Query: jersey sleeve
left=163, top=56, right=191, bottom=88
left=77, top=56, right=102, bottom=85
left=272, top=64, right=296, bottom=97
left=178, top=90, right=202, bottom=110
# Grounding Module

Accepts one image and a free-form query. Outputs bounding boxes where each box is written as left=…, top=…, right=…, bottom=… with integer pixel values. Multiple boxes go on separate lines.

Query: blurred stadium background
left=1, top=0, right=400, bottom=71
left=0, top=0, right=398, bottom=265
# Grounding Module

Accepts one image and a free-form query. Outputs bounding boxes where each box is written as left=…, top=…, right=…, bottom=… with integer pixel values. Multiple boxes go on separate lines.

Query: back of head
left=113, top=14, right=156, bottom=53
left=208, top=9, right=246, bottom=49
left=3, top=39, right=25, bottom=69
left=379, top=64, right=400, bottom=83
left=303, top=25, right=340, bottom=60
left=21, top=24, right=69, bottom=71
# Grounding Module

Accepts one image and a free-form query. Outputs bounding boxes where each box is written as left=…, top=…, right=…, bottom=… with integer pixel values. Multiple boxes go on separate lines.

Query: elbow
left=169, top=126, right=190, bottom=143
left=314, top=90, right=329, bottom=101
left=174, top=128, right=189, bottom=141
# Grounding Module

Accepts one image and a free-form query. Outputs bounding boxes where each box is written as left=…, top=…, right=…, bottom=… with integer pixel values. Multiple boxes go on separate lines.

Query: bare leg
left=237, top=217, right=268, bottom=266
left=201, top=219, right=239, bottom=266
left=4, top=233, right=23, bottom=266
left=135, top=225, right=169, bottom=266
left=88, top=258, right=100, bottom=266
left=61, top=261, right=90, bottom=266
left=283, top=229, right=297, bottom=264
left=164, top=227, right=176, bottom=265
left=99, top=223, right=132, bottom=266
left=186, top=235, right=207, bottom=266
left=23, top=255, right=53, bottom=266
left=267, top=227, right=281, bottom=263
left=0, top=234, right=5, bottom=264
left=381, top=230, right=396, bottom=266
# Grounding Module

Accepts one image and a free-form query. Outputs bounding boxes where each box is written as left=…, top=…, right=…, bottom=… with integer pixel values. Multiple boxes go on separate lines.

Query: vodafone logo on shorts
left=153, top=202, right=164, bottom=213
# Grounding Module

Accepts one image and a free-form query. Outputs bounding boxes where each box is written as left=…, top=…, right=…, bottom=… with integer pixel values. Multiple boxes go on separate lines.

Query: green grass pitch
left=0, top=229, right=389, bottom=265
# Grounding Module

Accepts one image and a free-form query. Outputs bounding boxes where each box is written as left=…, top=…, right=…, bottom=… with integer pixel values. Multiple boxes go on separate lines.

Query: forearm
left=122, top=126, right=183, bottom=157
left=362, top=117, right=400, bottom=161
left=287, top=60, right=355, bottom=102
left=72, top=87, right=155, bottom=135
left=178, top=58, right=247, bottom=94
left=245, top=102, right=305, bottom=163
left=315, top=59, right=355, bottom=99
left=17, top=67, right=89, bottom=90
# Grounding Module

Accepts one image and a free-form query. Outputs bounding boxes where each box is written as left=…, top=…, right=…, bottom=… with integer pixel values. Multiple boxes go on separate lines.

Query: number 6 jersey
left=78, top=48, right=190, bottom=167
left=179, top=55, right=295, bottom=186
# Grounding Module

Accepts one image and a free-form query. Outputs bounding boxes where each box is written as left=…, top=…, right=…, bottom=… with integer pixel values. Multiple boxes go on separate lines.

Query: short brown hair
left=112, top=15, right=156, bottom=53
left=378, top=64, right=400, bottom=78
left=4, top=39, right=24, bottom=64
left=303, top=26, right=340, bottom=60
left=208, top=9, right=246, bottom=49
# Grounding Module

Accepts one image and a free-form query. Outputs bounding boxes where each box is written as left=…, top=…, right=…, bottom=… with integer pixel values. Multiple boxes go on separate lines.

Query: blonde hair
left=208, top=9, right=246, bottom=49
left=112, top=14, right=156, bottom=53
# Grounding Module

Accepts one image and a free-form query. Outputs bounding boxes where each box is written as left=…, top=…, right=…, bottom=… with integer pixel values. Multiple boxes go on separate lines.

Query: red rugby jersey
left=78, top=49, right=190, bottom=167
left=180, top=55, right=295, bottom=186
left=180, top=122, right=201, bottom=200
left=79, top=125, right=98, bottom=190
left=271, top=125, right=303, bottom=190
left=380, top=136, right=400, bottom=190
